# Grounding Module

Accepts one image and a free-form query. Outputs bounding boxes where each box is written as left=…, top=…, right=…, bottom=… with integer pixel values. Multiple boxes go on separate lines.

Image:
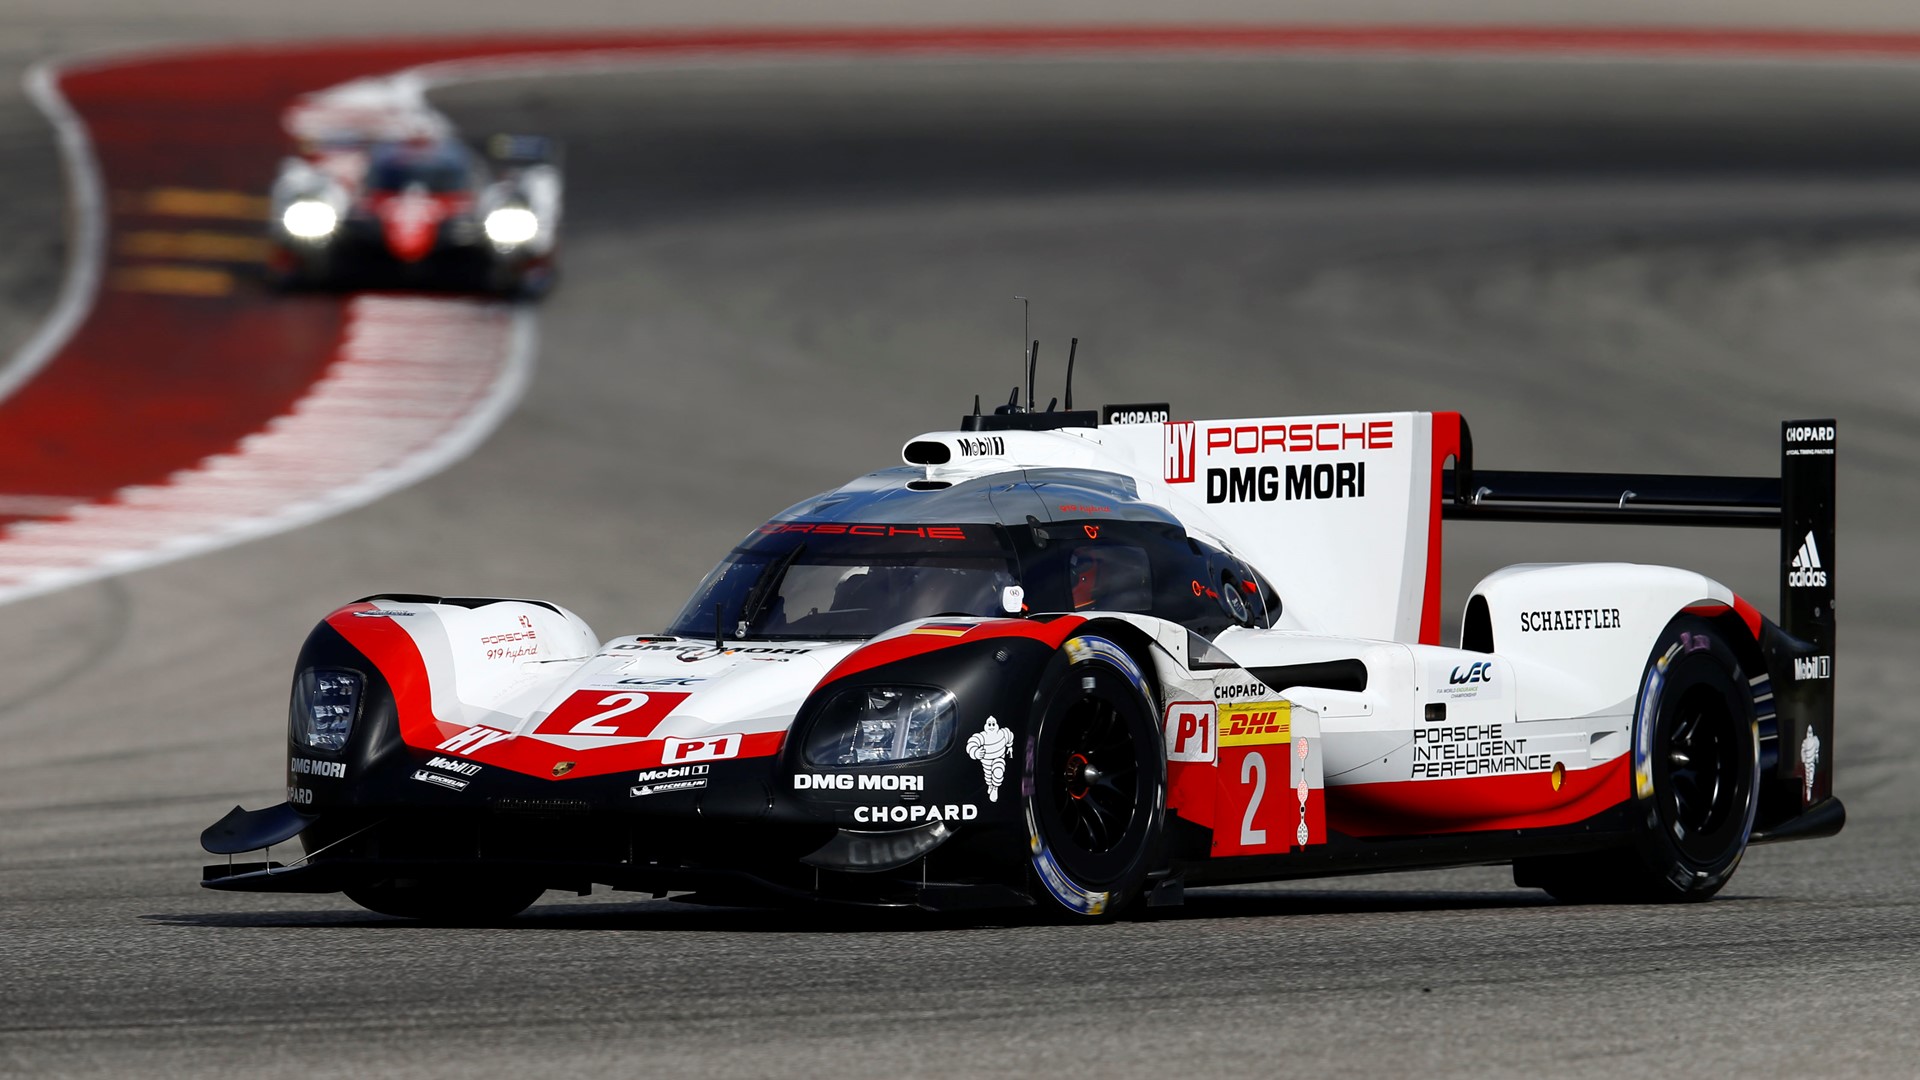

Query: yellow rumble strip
left=123, top=188, right=271, bottom=221
left=117, top=231, right=268, bottom=263
left=110, top=265, right=235, bottom=297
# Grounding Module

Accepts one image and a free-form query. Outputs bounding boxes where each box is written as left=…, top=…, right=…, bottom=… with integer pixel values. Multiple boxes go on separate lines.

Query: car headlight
left=281, top=199, right=338, bottom=240
left=483, top=206, right=538, bottom=246
left=290, top=669, right=361, bottom=753
left=803, top=686, right=956, bottom=766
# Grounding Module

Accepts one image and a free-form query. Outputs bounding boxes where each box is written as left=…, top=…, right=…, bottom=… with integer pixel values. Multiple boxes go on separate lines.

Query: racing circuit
left=3, top=8, right=1920, bottom=1078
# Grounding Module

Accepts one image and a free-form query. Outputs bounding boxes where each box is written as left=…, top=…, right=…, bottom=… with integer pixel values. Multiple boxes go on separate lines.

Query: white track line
left=0, top=59, right=537, bottom=609
left=0, top=63, right=105, bottom=405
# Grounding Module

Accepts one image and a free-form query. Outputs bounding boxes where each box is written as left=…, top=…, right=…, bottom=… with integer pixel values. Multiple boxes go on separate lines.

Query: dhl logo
left=1218, top=702, right=1290, bottom=747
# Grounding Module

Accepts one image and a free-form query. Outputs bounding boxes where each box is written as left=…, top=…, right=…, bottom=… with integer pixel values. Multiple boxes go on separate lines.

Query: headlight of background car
left=289, top=669, right=362, bottom=753
left=803, top=686, right=956, bottom=766
left=280, top=199, right=338, bottom=240
left=483, top=206, right=538, bottom=246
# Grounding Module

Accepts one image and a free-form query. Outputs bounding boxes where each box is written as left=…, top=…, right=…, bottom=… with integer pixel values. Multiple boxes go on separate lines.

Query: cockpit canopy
left=666, top=515, right=1276, bottom=642
left=366, top=141, right=477, bottom=194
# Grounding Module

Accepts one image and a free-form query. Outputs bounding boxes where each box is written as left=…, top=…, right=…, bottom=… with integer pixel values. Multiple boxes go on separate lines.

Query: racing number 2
left=570, top=693, right=649, bottom=735
left=1240, top=752, right=1268, bottom=847
left=1216, top=744, right=1290, bottom=857
left=533, top=690, right=689, bottom=739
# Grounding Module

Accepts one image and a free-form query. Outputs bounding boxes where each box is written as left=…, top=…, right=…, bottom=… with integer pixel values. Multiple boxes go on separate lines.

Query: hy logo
left=1164, top=421, right=1196, bottom=484
left=1789, top=531, right=1829, bottom=588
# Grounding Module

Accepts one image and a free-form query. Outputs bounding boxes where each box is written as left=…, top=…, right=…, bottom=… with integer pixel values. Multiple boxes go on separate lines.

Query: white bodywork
left=903, top=414, right=1742, bottom=816
left=348, top=410, right=1740, bottom=836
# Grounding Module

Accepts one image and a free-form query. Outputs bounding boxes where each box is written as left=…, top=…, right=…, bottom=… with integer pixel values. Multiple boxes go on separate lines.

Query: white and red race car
left=202, top=368, right=1841, bottom=921
left=267, top=132, right=560, bottom=296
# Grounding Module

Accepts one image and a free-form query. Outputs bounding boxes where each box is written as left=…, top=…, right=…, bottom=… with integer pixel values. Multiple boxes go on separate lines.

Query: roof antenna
left=1064, top=337, right=1078, bottom=411
left=1026, top=339, right=1039, bottom=416
left=972, top=394, right=981, bottom=417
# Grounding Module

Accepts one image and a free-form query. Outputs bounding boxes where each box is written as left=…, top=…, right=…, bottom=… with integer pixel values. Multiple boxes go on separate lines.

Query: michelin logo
left=1789, top=531, right=1829, bottom=588
left=966, top=716, right=1014, bottom=802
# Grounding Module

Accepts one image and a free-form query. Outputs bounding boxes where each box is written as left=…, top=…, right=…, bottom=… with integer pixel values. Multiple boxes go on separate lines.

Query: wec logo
left=1449, top=661, right=1493, bottom=685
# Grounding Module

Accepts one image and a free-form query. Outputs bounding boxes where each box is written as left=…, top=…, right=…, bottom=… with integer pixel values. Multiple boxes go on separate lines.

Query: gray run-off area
left=3, top=19, right=1920, bottom=1080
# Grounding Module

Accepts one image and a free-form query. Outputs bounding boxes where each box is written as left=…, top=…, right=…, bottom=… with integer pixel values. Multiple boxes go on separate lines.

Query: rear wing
left=1436, top=413, right=1839, bottom=842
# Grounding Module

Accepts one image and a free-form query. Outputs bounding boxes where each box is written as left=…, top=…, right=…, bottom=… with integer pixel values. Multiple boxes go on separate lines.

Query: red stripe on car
left=822, top=615, right=1088, bottom=684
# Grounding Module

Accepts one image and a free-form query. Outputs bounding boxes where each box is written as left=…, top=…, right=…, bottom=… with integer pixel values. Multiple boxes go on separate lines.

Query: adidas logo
left=1789, top=531, right=1829, bottom=589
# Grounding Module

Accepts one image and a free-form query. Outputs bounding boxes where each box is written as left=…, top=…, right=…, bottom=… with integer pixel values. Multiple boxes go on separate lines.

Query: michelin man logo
left=966, top=715, right=1015, bottom=802
left=1801, top=728, right=1822, bottom=803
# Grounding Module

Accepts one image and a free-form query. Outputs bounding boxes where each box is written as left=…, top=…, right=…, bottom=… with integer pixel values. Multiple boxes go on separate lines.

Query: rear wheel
left=1022, top=634, right=1164, bottom=919
left=1517, top=616, right=1758, bottom=903
left=344, top=879, right=545, bottom=924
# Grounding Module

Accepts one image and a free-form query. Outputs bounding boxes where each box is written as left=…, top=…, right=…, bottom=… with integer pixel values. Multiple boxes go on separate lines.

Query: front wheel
left=1022, top=634, right=1165, bottom=919
left=344, top=878, right=545, bottom=924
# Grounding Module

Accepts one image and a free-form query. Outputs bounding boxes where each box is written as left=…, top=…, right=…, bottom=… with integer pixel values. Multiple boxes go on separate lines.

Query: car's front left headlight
left=803, top=686, right=956, bottom=766
left=281, top=199, right=338, bottom=240
left=290, top=669, right=362, bottom=753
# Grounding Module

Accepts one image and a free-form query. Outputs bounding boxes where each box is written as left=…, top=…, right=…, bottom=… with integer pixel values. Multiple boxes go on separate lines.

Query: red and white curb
left=0, top=54, right=535, bottom=609
left=0, top=295, right=530, bottom=605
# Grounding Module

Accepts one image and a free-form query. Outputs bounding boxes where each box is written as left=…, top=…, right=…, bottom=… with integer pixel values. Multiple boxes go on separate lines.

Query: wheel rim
left=1046, top=689, right=1142, bottom=858
left=1661, top=685, right=1740, bottom=858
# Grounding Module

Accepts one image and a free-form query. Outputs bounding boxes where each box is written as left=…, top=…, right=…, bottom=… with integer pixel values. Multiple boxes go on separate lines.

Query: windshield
left=367, top=144, right=473, bottom=193
left=667, top=523, right=1019, bottom=640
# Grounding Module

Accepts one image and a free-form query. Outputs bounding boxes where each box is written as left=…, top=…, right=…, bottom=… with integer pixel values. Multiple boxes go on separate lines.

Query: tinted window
left=667, top=524, right=1019, bottom=640
left=1014, top=519, right=1231, bottom=637
left=366, top=144, right=473, bottom=193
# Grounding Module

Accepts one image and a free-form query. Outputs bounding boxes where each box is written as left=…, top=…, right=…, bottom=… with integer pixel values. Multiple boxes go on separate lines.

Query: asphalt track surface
left=5, top=44, right=1920, bottom=1080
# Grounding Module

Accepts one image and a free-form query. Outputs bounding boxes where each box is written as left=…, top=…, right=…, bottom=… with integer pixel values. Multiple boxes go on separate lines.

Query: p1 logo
left=1164, top=701, right=1217, bottom=763
left=662, top=733, right=743, bottom=765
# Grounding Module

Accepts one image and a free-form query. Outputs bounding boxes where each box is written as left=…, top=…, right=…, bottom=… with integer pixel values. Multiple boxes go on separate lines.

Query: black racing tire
left=343, top=879, right=545, bottom=924
left=1518, top=615, right=1758, bottom=903
left=1021, top=633, right=1165, bottom=919
left=490, top=260, right=555, bottom=299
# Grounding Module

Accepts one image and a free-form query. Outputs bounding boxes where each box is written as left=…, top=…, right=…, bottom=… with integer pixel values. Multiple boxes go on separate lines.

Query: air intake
left=903, top=440, right=951, bottom=465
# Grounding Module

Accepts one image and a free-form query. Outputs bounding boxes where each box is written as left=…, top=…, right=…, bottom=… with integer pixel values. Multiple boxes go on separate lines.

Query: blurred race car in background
left=268, top=132, right=561, bottom=296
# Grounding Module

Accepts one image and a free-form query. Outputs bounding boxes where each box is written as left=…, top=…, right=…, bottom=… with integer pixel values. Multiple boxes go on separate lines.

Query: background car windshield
left=367, top=146, right=471, bottom=192
left=667, top=526, right=1018, bottom=640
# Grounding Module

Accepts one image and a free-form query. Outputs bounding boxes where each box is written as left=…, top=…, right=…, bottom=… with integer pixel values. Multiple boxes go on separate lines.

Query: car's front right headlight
left=483, top=206, right=538, bottom=246
left=803, top=686, right=956, bottom=766
left=290, top=669, right=361, bottom=753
